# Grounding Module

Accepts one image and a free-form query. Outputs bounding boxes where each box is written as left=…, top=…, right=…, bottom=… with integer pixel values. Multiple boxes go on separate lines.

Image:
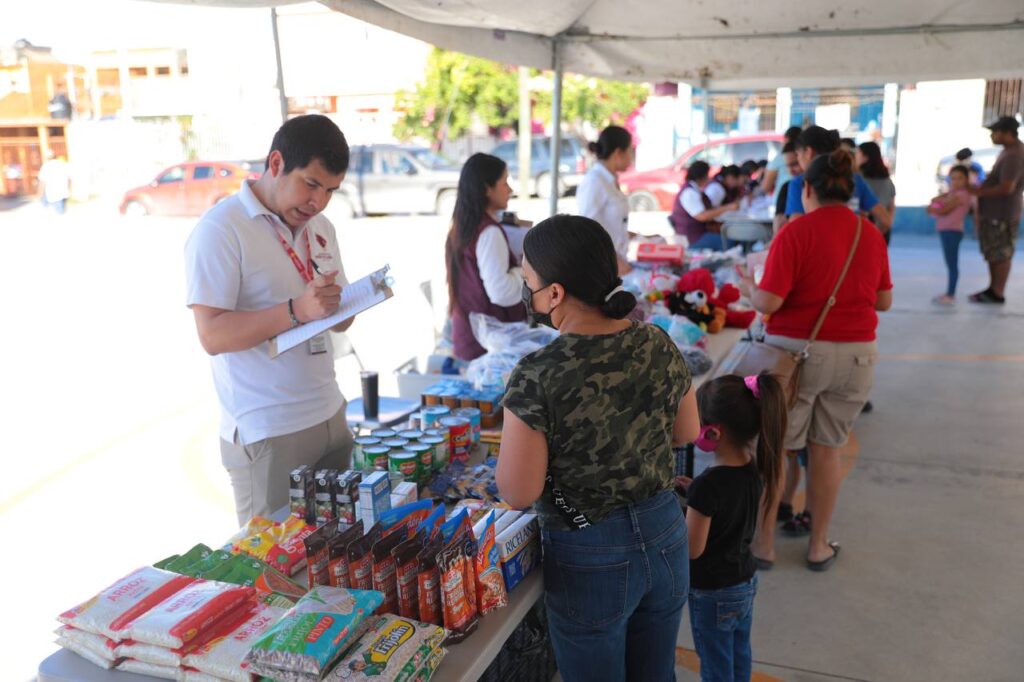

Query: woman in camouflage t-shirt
left=497, top=215, right=699, bottom=682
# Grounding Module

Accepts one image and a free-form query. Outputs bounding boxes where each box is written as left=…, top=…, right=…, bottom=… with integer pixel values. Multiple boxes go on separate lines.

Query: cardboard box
left=358, top=471, right=391, bottom=527
left=497, top=513, right=540, bottom=592
left=390, top=481, right=418, bottom=509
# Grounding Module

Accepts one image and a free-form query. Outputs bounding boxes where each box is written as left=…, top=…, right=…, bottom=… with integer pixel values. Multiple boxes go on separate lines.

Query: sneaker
left=932, top=294, right=955, bottom=306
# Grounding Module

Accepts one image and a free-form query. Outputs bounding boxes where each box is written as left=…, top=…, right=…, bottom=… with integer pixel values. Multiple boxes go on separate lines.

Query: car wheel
left=124, top=201, right=148, bottom=217
left=535, top=172, right=566, bottom=199
left=435, top=189, right=457, bottom=220
left=628, top=191, right=659, bottom=212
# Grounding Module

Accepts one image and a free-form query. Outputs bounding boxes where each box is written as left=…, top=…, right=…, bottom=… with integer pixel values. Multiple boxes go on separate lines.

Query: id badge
left=308, top=333, right=328, bottom=355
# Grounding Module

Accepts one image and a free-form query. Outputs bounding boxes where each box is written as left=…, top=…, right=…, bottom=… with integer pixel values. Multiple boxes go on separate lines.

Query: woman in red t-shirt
left=738, top=149, right=893, bottom=571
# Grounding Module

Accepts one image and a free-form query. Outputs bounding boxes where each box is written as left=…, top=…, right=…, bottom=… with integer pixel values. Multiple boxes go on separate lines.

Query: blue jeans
left=688, top=576, right=758, bottom=682
left=541, top=489, right=689, bottom=682
left=689, top=232, right=725, bottom=251
left=939, top=230, right=963, bottom=296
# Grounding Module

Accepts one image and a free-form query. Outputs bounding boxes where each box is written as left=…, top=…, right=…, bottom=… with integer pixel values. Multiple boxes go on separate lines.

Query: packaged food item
left=417, top=504, right=446, bottom=541
left=304, top=521, right=339, bottom=589
left=235, top=515, right=310, bottom=563
left=393, top=531, right=426, bottom=619
left=371, top=529, right=408, bottom=614
left=334, top=471, right=362, bottom=525
left=472, top=507, right=505, bottom=540
left=493, top=510, right=522, bottom=536
left=439, top=509, right=470, bottom=544
left=389, top=450, right=420, bottom=483
left=124, top=580, right=255, bottom=649
left=246, top=586, right=384, bottom=680
left=397, top=429, right=424, bottom=441
left=290, top=465, right=316, bottom=522
left=314, top=469, right=338, bottom=525
left=417, top=436, right=448, bottom=473
left=359, top=471, right=392, bottom=528
left=58, top=566, right=195, bottom=640
left=353, top=437, right=381, bottom=471
left=438, top=416, right=471, bottom=464
left=247, top=560, right=307, bottom=601
left=452, top=407, right=481, bottom=444
left=416, top=539, right=443, bottom=626
left=370, top=428, right=397, bottom=440
left=419, top=405, right=450, bottom=429
left=323, top=614, right=446, bottom=682
left=402, top=645, right=447, bottom=682
left=54, top=626, right=119, bottom=661
left=182, top=601, right=288, bottom=682
left=116, top=600, right=258, bottom=668
left=497, top=513, right=540, bottom=592
left=265, top=521, right=317, bottom=577
left=391, top=481, right=418, bottom=510
left=347, top=523, right=382, bottom=591
left=379, top=499, right=433, bottom=540
left=327, top=521, right=364, bottom=589
left=55, top=636, right=120, bottom=669
left=382, top=437, right=411, bottom=451
left=118, top=658, right=180, bottom=678
left=436, top=537, right=479, bottom=643
left=197, top=553, right=263, bottom=585
left=162, top=544, right=214, bottom=574
left=474, top=512, right=509, bottom=616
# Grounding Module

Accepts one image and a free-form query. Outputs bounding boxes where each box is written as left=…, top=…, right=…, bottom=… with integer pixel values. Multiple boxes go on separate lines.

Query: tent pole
left=548, top=39, right=563, bottom=217
left=271, top=8, right=288, bottom=125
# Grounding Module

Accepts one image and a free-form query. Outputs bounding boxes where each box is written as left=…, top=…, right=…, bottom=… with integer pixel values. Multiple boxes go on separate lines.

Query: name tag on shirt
left=309, top=333, right=328, bottom=355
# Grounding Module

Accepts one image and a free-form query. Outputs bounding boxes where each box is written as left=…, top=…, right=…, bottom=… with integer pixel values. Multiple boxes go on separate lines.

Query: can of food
left=419, top=405, right=451, bottom=430
left=418, top=435, right=449, bottom=472
left=439, top=416, right=472, bottom=464
left=459, top=395, right=479, bottom=409
left=370, top=428, right=397, bottom=440
left=424, top=426, right=448, bottom=439
left=352, top=436, right=381, bottom=471
left=453, top=407, right=482, bottom=444
left=382, top=437, right=410, bottom=452
left=388, top=450, right=420, bottom=483
left=476, top=392, right=499, bottom=415
left=481, top=411, right=501, bottom=430
left=406, top=442, right=433, bottom=476
left=363, top=445, right=391, bottom=472
left=441, top=389, right=462, bottom=409
left=397, top=429, right=424, bottom=441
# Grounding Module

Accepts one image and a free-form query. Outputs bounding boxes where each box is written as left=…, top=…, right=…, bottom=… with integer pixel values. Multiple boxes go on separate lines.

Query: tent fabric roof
left=148, top=0, right=1024, bottom=87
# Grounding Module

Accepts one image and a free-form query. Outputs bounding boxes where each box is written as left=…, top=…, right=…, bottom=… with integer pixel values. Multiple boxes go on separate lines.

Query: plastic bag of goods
left=473, top=512, right=509, bottom=616
left=57, top=566, right=195, bottom=640
left=246, top=586, right=384, bottom=681
left=54, top=627, right=122, bottom=669
left=323, top=613, right=447, bottom=681
left=117, top=658, right=179, bottom=679
left=183, top=600, right=289, bottom=682
left=124, top=579, right=255, bottom=649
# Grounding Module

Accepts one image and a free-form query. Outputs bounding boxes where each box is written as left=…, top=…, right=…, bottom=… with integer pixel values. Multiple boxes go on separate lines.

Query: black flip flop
left=781, top=511, right=811, bottom=537
left=806, top=542, right=841, bottom=572
left=969, top=289, right=1006, bottom=304
left=754, top=556, right=774, bottom=571
left=776, top=503, right=794, bottom=524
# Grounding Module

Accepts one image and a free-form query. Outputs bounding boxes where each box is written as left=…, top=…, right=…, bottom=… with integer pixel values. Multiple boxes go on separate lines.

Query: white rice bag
left=54, top=625, right=119, bottom=661
left=182, top=602, right=287, bottom=682
left=115, top=641, right=181, bottom=668
left=55, top=637, right=121, bottom=670
left=118, top=658, right=181, bottom=680
left=182, top=670, right=226, bottom=682
left=57, top=566, right=194, bottom=640
left=125, top=579, right=254, bottom=649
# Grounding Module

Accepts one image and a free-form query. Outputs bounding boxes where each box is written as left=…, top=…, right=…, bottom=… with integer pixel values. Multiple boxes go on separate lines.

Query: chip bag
left=474, top=511, right=509, bottom=616
left=323, top=614, right=446, bottom=682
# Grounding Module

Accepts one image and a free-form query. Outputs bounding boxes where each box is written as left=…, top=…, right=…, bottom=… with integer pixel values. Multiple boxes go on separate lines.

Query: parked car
left=935, top=146, right=999, bottom=192
left=119, top=160, right=260, bottom=216
left=489, top=136, right=588, bottom=198
left=619, top=133, right=784, bottom=211
left=337, top=144, right=462, bottom=217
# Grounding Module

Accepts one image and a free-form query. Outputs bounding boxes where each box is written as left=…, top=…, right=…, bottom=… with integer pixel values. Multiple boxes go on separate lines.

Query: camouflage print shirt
left=503, top=321, right=692, bottom=531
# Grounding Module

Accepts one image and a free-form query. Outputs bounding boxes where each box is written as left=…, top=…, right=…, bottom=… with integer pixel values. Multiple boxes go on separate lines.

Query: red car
left=620, top=133, right=784, bottom=211
left=120, top=160, right=262, bottom=217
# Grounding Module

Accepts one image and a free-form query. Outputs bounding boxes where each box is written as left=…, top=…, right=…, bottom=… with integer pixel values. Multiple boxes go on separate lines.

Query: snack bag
left=163, top=544, right=215, bottom=574
left=417, top=504, right=446, bottom=540
left=226, top=516, right=276, bottom=553
left=393, top=531, right=426, bottom=619
left=265, top=521, right=318, bottom=576
left=402, top=645, right=447, bottom=682
left=250, top=561, right=307, bottom=601
left=328, top=521, right=364, bottom=589
left=436, top=538, right=478, bottom=643
left=304, top=521, right=339, bottom=589
left=323, top=614, right=446, bottom=682
left=371, top=530, right=408, bottom=615
left=416, top=540, right=443, bottom=626
left=124, top=580, right=255, bottom=649
left=58, top=566, right=195, bottom=640
left=348, top=523, right=382, bottom=591
left=378, top=499, right=433, bottom=540
left=246, top=586, right=384, bottom=680
left=182, top=601, right=288, bottom=682
left=474, top=511, right=509, bottom=616
left=439, top=509, right=470, bottom=544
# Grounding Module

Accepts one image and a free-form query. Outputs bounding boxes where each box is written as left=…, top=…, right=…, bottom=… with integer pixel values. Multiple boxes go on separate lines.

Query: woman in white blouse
left=576, top=126, right=634, bottom=274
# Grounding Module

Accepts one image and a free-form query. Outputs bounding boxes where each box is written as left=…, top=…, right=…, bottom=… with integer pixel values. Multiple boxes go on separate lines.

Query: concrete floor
left=674, top=235, right=1024, bottom=681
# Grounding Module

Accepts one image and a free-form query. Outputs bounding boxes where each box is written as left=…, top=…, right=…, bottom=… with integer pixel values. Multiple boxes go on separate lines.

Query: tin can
left=418, top=435, right=449, bottom=472
left=481, top=411, right=500, bottom=430
left=370, top=428, right=397, bottom=440
left=453, top=407, right=482, bottom=444
left=406, top=442, right=433, bottom=477
left=438, top=416, right=472, bottom=464
left=424, top=427, right=448, bottom=439
left=363, top=446, right=391, bottom=472
left=388, top=451, right=420, bottom=483
left=397, top=429, right=424, bottom=441
left=441, top=389, right=462, bottom=409
left=382, top=437, right=410, bottom=451
left=352, top=436, right=381, bottom=471
left=419, top=405, right=451, bottom=430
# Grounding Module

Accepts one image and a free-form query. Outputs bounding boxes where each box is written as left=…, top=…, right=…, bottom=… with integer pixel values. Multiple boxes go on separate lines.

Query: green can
left=363, top=446, right=391, bottom=472
left=352, top=436, right=381, bottom=471
left=370, top=428, right=397, bottom=440
left=388, top=450, right=420, bottom=483
left=397, top=429, right=424, bottom=441
left=406, top=442, right=433, bottom=477
left=418, top=435, right=449, bottom=472
left=382, top=437, right=410, bottom=451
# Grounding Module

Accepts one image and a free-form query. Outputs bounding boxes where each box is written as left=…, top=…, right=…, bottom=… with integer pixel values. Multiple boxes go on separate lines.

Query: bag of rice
left=323, top=614, right=446, bottom=682
left=117, top=658, right=180, bottom=680
left=55, top=636, right=121, bottom=670
left=58, top=566, right=195, bottom=640
left=54, top=626, right=119, bottom=661
left=246, top=586, right=383, bottom=680
left=125, top=579, right=255, bottom=649
left=182, top=601, right=288, bottom=682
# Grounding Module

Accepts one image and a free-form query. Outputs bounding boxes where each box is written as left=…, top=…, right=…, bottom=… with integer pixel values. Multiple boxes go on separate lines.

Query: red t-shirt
left=759, top=206, right=892, bottom=342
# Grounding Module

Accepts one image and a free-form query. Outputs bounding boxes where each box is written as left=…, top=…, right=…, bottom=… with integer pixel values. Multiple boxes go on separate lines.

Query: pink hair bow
left=744, top=375, right=761, bottom=399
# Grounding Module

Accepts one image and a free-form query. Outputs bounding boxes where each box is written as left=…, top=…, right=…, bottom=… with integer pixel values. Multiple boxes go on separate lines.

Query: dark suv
left=337, top=145, right=461, bottom=217
left=489, top=136, right=588, bottom=198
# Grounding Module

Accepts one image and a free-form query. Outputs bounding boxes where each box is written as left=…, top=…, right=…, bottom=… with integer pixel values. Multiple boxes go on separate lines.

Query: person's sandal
left=776, top=502, right=794, bottom=524
left=806, top=542, right=841, bottom=572
left=969, top=288, right=1005, bottom=304
left=781, top=510, right=811, bottom=537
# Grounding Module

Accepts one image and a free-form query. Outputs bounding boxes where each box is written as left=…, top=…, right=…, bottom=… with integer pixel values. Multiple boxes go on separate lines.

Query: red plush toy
left=677, top=268, right=757, bottom=330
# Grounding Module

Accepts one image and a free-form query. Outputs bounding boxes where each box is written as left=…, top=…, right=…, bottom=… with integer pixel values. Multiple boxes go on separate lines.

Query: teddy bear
left=676, top=268, right=757, bottom=331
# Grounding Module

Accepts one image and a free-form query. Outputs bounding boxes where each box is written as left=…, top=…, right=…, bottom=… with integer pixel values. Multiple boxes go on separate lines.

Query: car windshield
left=408, top=148, right=456, bottom=169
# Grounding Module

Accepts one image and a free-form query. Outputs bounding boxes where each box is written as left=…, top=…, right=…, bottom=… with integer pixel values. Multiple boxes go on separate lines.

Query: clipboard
left=269, top=264, right=394, bottom=358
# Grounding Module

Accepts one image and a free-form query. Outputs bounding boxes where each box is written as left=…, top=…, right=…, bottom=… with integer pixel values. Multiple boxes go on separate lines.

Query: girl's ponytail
left=752, top=372, right=787, bottom=525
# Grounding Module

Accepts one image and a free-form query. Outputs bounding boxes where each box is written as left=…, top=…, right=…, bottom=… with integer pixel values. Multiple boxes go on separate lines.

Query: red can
left=438, top=416, right=472, bottom=464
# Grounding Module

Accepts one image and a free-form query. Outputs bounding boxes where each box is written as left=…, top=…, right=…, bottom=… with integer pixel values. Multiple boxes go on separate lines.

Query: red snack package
left=347, top=523, right=381, bottom=591
left=474, top=511, right=509, bottom=616
left=436, top=537, right=479, bottom=644
left=448, top=516, right=479, bottom=619
left=303, top=522, right=338, bottom=589
left=327, top=522, right=363, bottom=589
left=371, top=529, right=408, bottom=615
left=265, top=522, right=317, bottom=577
left=394, top=531, right=426, bottom=619
left=416, top=539, right=443, bottom=626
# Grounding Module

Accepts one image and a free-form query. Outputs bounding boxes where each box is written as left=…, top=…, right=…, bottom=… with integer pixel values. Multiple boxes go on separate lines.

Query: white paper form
left=269, top=264, right=393, bottom=358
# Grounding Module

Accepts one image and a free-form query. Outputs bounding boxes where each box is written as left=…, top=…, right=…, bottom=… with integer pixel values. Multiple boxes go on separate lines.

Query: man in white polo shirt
left=185, top=115, right=355, bottom=524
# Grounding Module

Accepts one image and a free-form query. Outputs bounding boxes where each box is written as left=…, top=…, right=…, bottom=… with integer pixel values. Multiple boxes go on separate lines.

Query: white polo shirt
left=576, top=162, right=630, bottom=260
left=185, top=181, right=348, bottom=446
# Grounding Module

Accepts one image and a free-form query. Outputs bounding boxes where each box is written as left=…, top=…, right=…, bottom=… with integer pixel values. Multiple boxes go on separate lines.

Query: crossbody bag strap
left=800, top=215, right=863, bottom=355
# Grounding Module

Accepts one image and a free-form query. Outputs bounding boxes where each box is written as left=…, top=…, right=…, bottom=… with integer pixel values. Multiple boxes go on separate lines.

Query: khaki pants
left=220, top=407, right=353, bottom=525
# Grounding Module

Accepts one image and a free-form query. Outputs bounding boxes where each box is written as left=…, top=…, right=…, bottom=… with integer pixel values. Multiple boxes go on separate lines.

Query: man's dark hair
left=266, top=114, right=349, bottom=175
left=782, top=141, right=797, bottom=154
left=687, top=160, right=711, bottom=183
left=784, top=125, right=803, bottom=143
left=955, top=147, right=973, bottom=162
left=797, top=126, right=841, bottom=155
left=740, top=160, right=760, bottom=176
left=840, top=137, right=857, bottom=149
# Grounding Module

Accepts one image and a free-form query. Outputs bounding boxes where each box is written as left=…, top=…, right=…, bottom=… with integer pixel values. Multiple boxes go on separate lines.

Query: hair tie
left=744, top=375, right=761, bottom=399
left=604, top=285, right=625, bottom=302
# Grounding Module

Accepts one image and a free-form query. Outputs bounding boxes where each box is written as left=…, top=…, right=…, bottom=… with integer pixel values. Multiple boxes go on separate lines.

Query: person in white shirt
left=446, top=153, right=527, bottom=361
left=38, top=151, right=70, bottom=214
left=185, top=115, right=356, bottom=524
left=575, top=125, right=634, bottom=275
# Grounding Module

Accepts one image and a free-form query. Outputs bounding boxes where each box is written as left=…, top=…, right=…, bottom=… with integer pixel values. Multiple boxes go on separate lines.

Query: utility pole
left=517, top=66, right=532, bottom=203
left=271, top=8, right=288, bottom=124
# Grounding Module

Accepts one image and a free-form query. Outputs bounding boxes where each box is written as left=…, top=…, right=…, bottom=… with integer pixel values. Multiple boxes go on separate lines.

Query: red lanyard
left=265, top=215, right=314, bottom=283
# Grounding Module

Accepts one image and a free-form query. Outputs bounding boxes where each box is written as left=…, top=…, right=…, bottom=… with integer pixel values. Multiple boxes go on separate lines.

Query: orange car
left=119, top=160, right=262, bottom=216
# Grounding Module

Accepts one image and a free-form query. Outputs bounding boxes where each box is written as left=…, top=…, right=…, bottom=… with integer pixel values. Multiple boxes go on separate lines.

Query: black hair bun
left=601, top=290, right=638, bottom=319
left=587, top=141, right=601, bottom=154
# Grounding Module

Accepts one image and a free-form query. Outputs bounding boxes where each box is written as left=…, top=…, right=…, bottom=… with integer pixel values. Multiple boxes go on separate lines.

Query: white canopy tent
left=149, top=0, right=1024, bottom=208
